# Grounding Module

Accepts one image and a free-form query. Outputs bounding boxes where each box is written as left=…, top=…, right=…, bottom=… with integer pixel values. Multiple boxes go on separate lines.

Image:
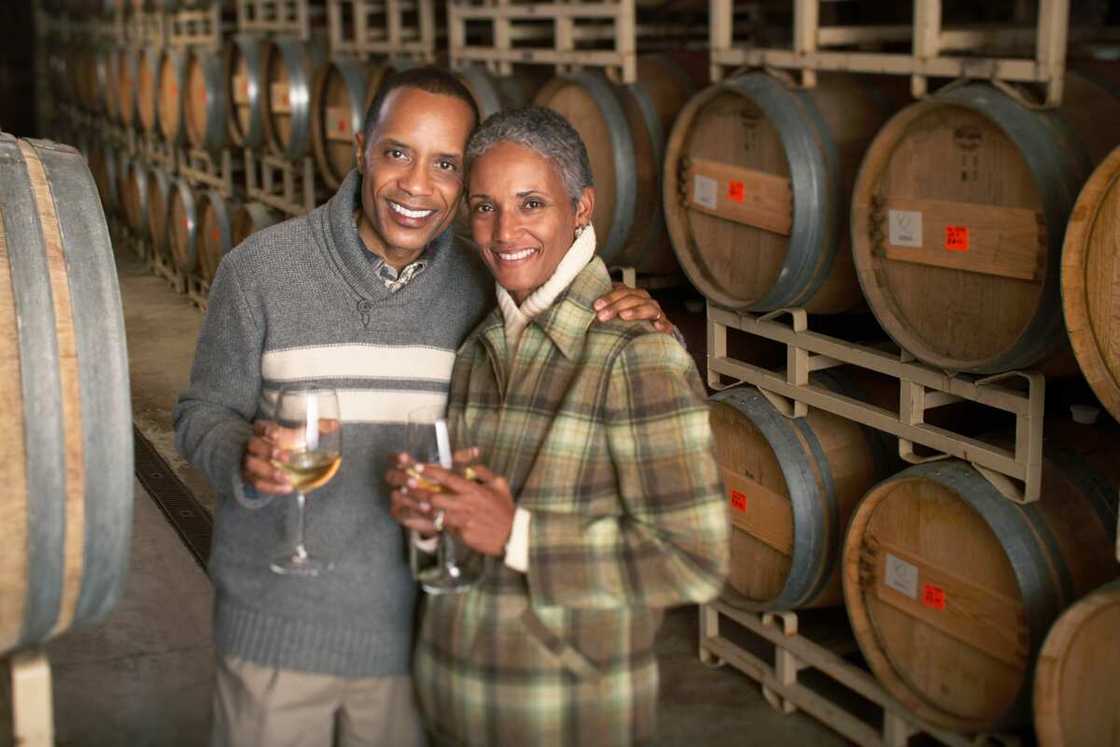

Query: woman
left=389, top=107, right=728, bottom=745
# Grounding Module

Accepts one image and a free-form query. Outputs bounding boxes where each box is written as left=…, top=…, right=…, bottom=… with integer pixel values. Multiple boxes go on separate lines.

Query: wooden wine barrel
left=1033, top=579, right=1120, bottom=747
left=710, top=372, right=894, bottom=611
left=135, top=47, right=160, bottom=133
left=196, top=190, right=237, bottom=283
left=97, top=47, right=116, bottom=118
left=121, top=159, right=149, bottom=235
left=309, top=59, right=388, bottom=189
left=535, top=55, right=697, bottom=273
left=1062, top=145, right=1120, bottom=424
left=263, top=37, right=327, bottom=160
left=167, top=178, right=200, bottom=274
left=146, top=167, right=174, bottom=261
left=226, top=35, right=268, bottom=149
left=664, top=71, right=897, bottom=313
left=0, top=133, right=133, bottom=656
left=842, top=434, right=1120, bottom=732
left=458, top=64, right=548, bottom=122
left=851, top=75, right=1120, bottom=374
left=184, top=47, right=229, bottom=156
left=116, top=47, right=139, bottom=128
left=87, top=142, right=119, bottom=216
left=232, top=201, right=279, bottom=246
left=157, top=48, right=189, bottom=144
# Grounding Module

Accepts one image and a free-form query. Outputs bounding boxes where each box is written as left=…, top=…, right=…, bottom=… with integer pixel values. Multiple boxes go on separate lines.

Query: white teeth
left=497, top=248, right=535, bottom=261
left=389, top=202, right=434, bottom=219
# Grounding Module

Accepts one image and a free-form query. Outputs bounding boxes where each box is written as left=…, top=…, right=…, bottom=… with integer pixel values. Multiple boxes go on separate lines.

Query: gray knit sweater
left=173, top=170, right=492, bottom=677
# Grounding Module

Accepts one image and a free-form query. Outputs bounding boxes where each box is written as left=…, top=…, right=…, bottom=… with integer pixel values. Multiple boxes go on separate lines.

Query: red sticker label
left=338, top=119, right=348, bottom=134
left=728, top=180, right=745, bottom=203
left=922, top=583, right=946, bottom=610
left=211, top=227, right=220, bottom=243
left=945, top=225, right=969, bottom=252
left=729, top=490, right=747, bottom=512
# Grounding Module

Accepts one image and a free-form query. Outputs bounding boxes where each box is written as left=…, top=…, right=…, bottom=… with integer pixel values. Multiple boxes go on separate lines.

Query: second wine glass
left=405, top=405, right=482, bottom=594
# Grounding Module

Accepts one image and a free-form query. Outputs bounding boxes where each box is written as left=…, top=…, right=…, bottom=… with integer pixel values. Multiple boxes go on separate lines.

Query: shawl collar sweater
left=174, top=170, right=492, bottom=676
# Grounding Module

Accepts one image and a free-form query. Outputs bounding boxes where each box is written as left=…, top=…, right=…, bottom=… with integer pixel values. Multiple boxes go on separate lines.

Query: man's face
left=355, top=88, right=475, bottom=262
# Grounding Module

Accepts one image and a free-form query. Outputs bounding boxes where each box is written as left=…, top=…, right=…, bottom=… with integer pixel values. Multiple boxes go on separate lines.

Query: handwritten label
left=729, top=490, right=747, bottom=513
left=693, top=174, right=717, bottom=211
left=884, top=553, right=919, bottom=600
left=922, top=583, right=946, bottom=610
left=945, top=225, right=969, bottom=252
left=888, top=209, right=922, bottom=248
left=728, top=180, right=745, bottom=204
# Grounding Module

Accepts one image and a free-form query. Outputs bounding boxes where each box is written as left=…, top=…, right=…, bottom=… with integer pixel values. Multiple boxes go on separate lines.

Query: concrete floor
left=2, top=254, right=847, bottom=746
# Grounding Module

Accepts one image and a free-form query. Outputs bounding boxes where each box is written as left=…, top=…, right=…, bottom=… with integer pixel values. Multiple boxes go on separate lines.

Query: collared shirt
left=354, top=209, right=428, bottom=293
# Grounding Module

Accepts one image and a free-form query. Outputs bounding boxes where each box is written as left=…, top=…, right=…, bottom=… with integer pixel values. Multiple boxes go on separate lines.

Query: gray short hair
left=465, top=107, right=593, bottom=205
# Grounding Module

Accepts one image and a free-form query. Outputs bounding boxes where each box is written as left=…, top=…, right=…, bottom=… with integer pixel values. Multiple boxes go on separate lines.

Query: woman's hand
left=421, top=463, right=516, bottom=557
left=593, top=283, right=673, bottom=334
left=386, top=448, right=483, bottom=537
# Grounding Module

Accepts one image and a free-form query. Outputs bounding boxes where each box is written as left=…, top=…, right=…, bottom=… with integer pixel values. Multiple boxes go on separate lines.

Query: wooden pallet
left=244, top=149, right=321, bottom=216
left=699, top=601, right=1022, bottom=747
left=179, top=148, right=237, bottom=197
left=140, top=134, right=179, bottom=173
left=610, top=266, right=683, bottom=292
left=449, top=0, right=647, bottom=83
left=150, top=248, right=188, bottom=295
left=236, top=0, right=320, bottom=39
left=187, top=273, right=211, bottom=312
left=709, top=0, right=1071, bottom=106
left=706, top=303, right=1044, bottom=503
left=169, top=6, right=229, bottom=50
left=327, top=0, right=436, bottom=62
left=132, top=9, right=170, bottom=47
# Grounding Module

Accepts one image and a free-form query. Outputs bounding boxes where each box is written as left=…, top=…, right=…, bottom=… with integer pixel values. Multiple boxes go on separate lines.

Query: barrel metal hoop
left=787, top=415, right=839, bottom=607
left=0, top=134, right=67, bottom=646
left=172, top=178, right=200, bottom=273
left=36, top=140, right=132, bottom=626
left=162, top=49, right=189, bottom=145
left=202, top=53, right=229, bottom=158
left=275, top=38, right=325, bottom=161
left=724, top=75, right=834, bottom=311
left=626, top=80, right=668, bottom=266
left=129, top=161, right=149, bottom=233
left=460, top=65, right=504, bottom=122
left=711, top=386, right=823, bottom=609
left=569, top=71, right=636, bottom=265
left=934, top=85, right=1088, bottom=372
left=1045, top=447, right=1119, bottom=546
left=234, top=35, right=267, bottom=149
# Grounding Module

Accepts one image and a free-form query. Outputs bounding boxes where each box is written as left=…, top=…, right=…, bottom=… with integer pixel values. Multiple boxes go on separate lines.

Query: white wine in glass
left=406, top=405, right=483, bottom=594
left=269, top=385, right=342, bottom=577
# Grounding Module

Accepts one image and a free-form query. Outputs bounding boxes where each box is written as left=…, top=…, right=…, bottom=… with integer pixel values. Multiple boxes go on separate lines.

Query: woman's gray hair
left=465, top=107, right=594, bottom=205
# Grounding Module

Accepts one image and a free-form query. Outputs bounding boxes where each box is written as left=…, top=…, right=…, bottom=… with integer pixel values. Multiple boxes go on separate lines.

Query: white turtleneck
left=495, top=223, right=598, bottom=355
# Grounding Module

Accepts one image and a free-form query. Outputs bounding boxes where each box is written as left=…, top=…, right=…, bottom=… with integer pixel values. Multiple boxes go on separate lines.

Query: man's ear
left=354, top=131, right=366, bottom=172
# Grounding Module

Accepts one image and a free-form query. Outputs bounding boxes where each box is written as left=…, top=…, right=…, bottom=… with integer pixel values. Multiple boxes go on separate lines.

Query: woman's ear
left=575, top=187, right=595, bottom=228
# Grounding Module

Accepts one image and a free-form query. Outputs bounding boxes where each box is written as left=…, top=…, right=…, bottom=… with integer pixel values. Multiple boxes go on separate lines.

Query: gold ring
left=433, top=510, right=446, bottom=532
left=463, top=466, right=478, bottom=482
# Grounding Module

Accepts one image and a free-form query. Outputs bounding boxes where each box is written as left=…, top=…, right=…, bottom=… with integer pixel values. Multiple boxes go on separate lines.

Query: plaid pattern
left=415, top=258, right=729, bottom=746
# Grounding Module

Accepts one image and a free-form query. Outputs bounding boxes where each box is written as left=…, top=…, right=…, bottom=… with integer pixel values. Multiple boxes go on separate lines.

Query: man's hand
left=420, top=463, right=516, bottom=557
left=386, top=448, right=482, bottom=536
left=242, top=420, right=302, bottom=495
left=593, top=283, right=673, bottom=333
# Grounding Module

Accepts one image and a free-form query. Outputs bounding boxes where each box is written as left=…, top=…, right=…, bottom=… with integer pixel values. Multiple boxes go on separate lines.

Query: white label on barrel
left=693, top=174, right=718, bottom=211
left=884, top=553, right=918, bottom=599
left=888, top=209, right=922, bottom=248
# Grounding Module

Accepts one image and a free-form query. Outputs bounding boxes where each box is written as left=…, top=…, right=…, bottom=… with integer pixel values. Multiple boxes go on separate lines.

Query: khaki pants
left=211, top=655, right=426, bottom=747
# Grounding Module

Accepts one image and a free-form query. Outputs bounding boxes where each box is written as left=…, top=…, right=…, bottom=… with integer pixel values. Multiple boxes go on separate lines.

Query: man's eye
left=437, top=160, right=458, bottom=171
left=473, top=203, right=493, bottom=214
left=386, top=148, right=405, bottom=159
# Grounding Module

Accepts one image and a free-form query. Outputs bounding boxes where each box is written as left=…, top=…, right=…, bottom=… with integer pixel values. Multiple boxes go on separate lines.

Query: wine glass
left=405, top=405, right=483, bottom=594
left=269, top=385, right=342, bottom=577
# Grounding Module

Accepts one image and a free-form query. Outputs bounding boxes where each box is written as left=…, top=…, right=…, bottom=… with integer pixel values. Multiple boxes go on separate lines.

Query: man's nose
left=397, top=161, right=431, bottom=196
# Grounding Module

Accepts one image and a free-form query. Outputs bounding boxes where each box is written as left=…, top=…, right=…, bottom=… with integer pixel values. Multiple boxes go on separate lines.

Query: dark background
left=1, top=0, right=37, bottom=138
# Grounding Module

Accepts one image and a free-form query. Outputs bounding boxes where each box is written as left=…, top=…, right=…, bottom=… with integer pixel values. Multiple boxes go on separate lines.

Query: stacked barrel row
left=684, top=66, right=1120, bottom=744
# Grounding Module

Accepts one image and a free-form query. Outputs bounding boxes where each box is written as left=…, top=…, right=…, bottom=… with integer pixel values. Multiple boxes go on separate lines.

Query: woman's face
left=468, top=141, right=594, bottom=303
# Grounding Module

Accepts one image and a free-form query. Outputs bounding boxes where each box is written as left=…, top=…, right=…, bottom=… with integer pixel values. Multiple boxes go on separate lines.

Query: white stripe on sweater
left=261, top=344, right=456, bottom=383
left=261, top=388, right=448, bottom=424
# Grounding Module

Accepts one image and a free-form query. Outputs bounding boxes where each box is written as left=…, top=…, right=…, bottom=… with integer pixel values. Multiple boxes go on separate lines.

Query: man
left=174, top=67, right=670, bottom=746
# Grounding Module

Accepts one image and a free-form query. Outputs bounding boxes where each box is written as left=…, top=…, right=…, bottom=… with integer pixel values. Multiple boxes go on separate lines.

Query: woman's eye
left=524, top=199, right=543, bottom=209
left=473, top=203, right=493, bottom=214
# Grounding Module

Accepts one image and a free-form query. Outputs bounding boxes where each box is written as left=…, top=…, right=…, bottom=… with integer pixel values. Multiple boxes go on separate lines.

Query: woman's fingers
left=451, top=446, right=481, bottom=470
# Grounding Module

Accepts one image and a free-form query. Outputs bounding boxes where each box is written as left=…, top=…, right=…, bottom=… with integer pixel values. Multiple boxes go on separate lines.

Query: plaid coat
left=415, top=258, right=729, bottom=746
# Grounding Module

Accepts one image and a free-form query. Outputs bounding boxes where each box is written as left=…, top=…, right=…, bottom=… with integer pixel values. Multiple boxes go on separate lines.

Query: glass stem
left=439, top=532, right=458, bottom=575
left=292, top=492, right=308, bottom=560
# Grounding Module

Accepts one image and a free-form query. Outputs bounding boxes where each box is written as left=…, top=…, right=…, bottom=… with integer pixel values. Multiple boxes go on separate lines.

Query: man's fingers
left=245, top=436, right=279, bottom=460
left=451, top=446, right=480, bottom=469
left=414, top=463, right=476, bottom=494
